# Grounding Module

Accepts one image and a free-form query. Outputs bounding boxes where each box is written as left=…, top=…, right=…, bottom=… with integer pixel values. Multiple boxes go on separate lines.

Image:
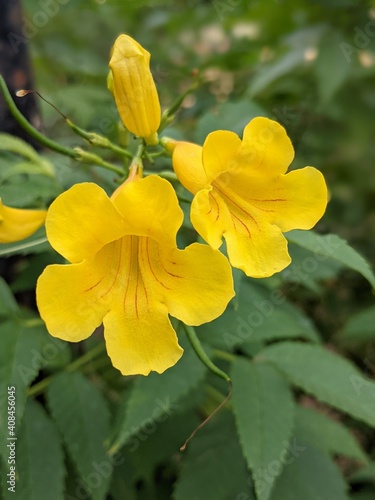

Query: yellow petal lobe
left=45, top=183, right=127, bottom=263
left=172, top=142, right=207, bottom=194
left=240, top=117, right=294, bottom=176
left=0, top=199, right=46, bottom=243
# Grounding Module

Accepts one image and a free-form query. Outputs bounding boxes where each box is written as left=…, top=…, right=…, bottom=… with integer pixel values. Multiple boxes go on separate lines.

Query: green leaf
left=7, top=399, right=65, bottom=500
left=249, top=48, right=306, bottom=97
left=0, top=175, right=60, bottom=208
left=0, top=160, right=55, bottom=180
left=0, top=278, right=19, bottom=318
left=350, top=462, right=375, bottom=484
left=282, top=243, right=343, bottom=293
left=270, top=442, right=348, bottom=500
left=109, top=336, right=207, bottom=455
left=287, top=230, right=375, bottom=289
left=47, top=372, right=112, bottom=500
left=197, top=281, right=320, bottom=351
left=315, top=30, right=351, bottom=103
left=126, top=409, right=199, bottom=483
left=0, top=134, right=41, bottom=163
left=231, top=359, right=295, bottom=500
left=351, top=490, right=375, bottom=500
left=295, top=406, right=368, bottom=463
left=0, top=321, right=42, bottom=463
left=339, top=306, right=375, bottom=345
left=259, top=342, right=375, bottom=428
left=195, top=100, right=266, bottom=144
left=173, top=411, right=254, bottom=500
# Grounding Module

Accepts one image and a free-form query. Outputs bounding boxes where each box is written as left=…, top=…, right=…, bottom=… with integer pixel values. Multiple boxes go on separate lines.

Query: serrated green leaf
left=259, top=342, right=375, bottom=428
left=173, top=411, right=254, bottom=500
left=231, top=359, right=295, bottom=500
left=295, top=406, right=368, bottom=463
left=270, top=442, right=348, bottom=500
left=197, top=281, right=320, bottom=351
left=287, top=230, right=375, bottom=289
left=109, top=336, right=207, bottom=455
left=6, top=399, right=65, bottom=500
left=47, top=372, right=112, bottom=500
left=0, top=278, right=19, bottom=318
left=0, top=321, right=42, bottom=463
left=340, top=306, right=375, bottom=345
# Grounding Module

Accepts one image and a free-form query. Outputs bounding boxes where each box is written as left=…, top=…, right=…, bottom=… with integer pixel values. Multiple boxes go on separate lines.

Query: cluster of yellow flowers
left=1, top=35, right=327, bottom=376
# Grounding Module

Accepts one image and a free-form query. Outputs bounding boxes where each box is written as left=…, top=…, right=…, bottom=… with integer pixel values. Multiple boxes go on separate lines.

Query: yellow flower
left=0, top=199, right=46, bottom=243
left=109, top=34, right=161, bottom=146
left=36, top=176, right=234, bottom=376
left=169, top=117, right=328, bottom=278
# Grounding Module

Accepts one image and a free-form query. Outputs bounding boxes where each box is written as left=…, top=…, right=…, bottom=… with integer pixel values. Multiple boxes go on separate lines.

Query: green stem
left=21, top=318, right=45, bottom=328
left=0, top=74, right=76, bottom=159
left=27, top=342, right=107, bottom=397
left=0, top=75, right=125, bottom=176
left=159, top=79, right=200, bottom=132
left=183, top=324, right=231, bottom=382
left=143, top=170, right=178, bottom=182
left=66, top=119, right=132, bottom=159
left=212, top=349, right=236, bottom=363
left=74, top=148, right=125, bottom=175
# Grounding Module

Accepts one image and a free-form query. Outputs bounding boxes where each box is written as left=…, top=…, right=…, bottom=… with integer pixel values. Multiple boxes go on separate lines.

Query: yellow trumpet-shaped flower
left=169, top=117, right=328, bottom=278
left=36, top=176, right=234, bottom=376
left=109, top=34, right=161, bottom=146
left=0, top=199, right=46, bottom=243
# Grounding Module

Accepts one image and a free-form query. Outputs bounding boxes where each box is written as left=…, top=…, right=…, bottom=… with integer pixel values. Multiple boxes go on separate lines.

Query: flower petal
left=224, top=219, right=291, bottom=278
left=219, top=167, right=328, bottom=232
left=172, top=142, right=207, bottom=194
left=111, top=175, right=183, bottom=248
left=190, top=188, right=231, bottom=249
left=0, top=200, right=46, bottom=243
left=240, top=117, right=294, bottom=176
left=139, top=239, right=234, bottom=326
left=46, top=183, right=127, bottom=263
left=203, top=185, right=291, bottom=277
left=36, top=261, right=110, bottom=342
left=202, top=130, right=241, bottom=184
left=103, top=300, right=183, bottom=376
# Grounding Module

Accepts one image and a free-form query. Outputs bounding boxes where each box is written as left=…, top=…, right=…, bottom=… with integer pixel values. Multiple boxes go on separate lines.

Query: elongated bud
left=109, top=34, right=161, bottom=146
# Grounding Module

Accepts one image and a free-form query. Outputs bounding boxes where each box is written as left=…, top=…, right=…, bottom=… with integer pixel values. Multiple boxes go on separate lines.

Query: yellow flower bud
left=109, top=34, right=161, bottom=146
